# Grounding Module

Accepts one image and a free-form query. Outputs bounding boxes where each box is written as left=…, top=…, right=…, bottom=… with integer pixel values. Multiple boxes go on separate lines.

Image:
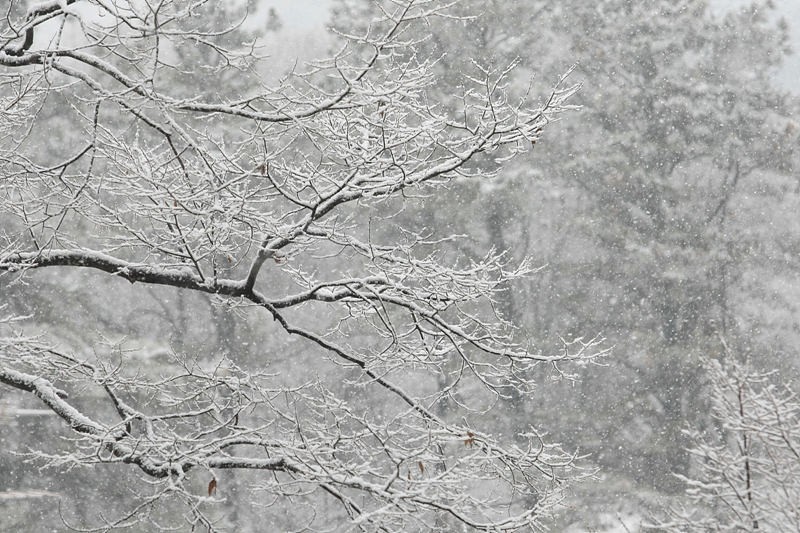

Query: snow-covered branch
left=0, top=1, right=600, bottom=531
left=648, top=344, right=800, bottom=533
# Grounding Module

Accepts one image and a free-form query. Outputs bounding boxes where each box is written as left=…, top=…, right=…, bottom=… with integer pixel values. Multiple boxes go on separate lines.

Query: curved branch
left=1, top=250, right=244, bottom=295
left=2, top=0, right=78, bottom=57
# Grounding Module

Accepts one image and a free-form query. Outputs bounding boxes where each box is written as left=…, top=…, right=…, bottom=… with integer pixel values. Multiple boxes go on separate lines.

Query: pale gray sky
left=772, top=1, right=799, bottom=90
left=261, top=0, right=333, bottom=30
left=711, top=0, right=800, bottom=91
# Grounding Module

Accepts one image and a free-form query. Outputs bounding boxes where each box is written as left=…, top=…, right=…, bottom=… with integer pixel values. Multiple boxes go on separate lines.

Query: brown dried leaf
left=465, top=431, right=476, bottom=448
left=208, top=478, right=217, bottom=496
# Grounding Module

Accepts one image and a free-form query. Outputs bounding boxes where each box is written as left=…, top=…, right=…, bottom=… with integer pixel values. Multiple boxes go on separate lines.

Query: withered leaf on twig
left=465, top=431, right=476, bottom=448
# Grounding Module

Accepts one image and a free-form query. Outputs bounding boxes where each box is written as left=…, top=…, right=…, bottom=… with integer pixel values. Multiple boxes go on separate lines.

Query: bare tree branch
left=0, top=1, right=602, bottom=531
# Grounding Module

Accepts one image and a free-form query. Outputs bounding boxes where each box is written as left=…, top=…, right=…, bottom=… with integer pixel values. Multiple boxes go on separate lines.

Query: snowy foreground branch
left=649, top=343, right=800, bottom=533
left=0, top=1, right=601, bottom=531
left=0, top=312, right=598, bottom=532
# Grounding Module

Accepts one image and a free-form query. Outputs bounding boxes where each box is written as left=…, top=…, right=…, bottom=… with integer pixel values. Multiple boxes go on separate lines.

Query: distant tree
left=333, top=0, right=799, bottom=499
left=0, top=1, right=601, bottom=532
left=266, top=8, right=283, bottom=33
left=536, top=0, right=798, bottom=493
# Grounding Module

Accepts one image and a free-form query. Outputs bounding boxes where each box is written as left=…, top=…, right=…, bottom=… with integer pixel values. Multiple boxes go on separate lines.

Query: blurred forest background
left=2, top=0, right=800, bottom=531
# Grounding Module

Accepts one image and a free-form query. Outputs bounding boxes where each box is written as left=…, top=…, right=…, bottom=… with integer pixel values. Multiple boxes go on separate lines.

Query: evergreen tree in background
left=332, top=0, right=798, bottom=512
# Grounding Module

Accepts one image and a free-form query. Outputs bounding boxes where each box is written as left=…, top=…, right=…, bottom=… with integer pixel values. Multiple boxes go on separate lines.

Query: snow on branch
left=0, top=1, right=600, bottom=531
left=648, top=339, right=800, bottom=533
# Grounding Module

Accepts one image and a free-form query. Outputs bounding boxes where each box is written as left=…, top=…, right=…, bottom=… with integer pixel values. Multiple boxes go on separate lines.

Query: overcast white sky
left=710, top=0, right=800, bottom=91
left=776, top=2, right=800, bottom=90
left=260, top=0, right=332, bottom=30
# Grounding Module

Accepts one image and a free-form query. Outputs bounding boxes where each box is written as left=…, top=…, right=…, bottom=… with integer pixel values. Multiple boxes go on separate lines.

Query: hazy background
left=262, top=0, right=800, bottom=90
left=3, top=1, right=800, bottom=531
